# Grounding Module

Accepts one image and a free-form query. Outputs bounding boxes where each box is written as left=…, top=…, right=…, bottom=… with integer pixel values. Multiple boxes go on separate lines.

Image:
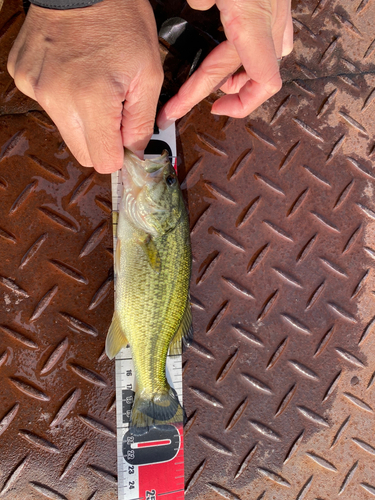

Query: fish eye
left=166, top=174, right=176, bottom=187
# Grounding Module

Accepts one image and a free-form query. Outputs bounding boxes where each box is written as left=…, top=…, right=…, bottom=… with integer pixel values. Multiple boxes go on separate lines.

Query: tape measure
left=111, top=125, right=185, bottom=500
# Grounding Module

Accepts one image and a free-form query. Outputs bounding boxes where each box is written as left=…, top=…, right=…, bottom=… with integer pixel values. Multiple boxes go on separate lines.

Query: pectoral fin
left=168, top=300, right=193, bottom=356
left=140, top=237, right=161, bottom=273
left=105, top=311, right=129, bottom=359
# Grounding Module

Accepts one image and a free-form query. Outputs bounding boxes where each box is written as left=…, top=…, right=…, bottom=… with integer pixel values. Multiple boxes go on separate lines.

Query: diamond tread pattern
left=179, top=1, right=375, bottom=499
left=0, top=112, right=116, bottom=499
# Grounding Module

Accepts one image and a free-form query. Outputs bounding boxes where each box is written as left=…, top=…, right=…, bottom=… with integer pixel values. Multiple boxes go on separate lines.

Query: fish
left=106, top=149, right=192, bottom=429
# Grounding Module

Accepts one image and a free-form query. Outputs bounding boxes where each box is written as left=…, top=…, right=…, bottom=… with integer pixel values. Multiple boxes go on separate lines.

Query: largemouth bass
left=106, top=150, right=192, bottom=428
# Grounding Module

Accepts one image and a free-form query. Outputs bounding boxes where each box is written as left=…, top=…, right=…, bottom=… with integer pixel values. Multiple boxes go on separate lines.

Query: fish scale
left=117, top=190, right=190, bottom=394
left=112, top=125, right=186, bottom=500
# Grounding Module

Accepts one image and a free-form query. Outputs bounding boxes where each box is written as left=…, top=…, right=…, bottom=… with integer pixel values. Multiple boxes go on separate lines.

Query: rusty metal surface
left=0, top=3, right=117, bottom=495
left=0, top=110, right=117, bottom=498
left=1, top=0, right=375, bottom=500
left=179, top=1, right=375, bottom=499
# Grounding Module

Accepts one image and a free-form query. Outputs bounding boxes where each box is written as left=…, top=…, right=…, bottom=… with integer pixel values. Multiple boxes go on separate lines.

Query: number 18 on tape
left=112, top=125, right=185, bottom=500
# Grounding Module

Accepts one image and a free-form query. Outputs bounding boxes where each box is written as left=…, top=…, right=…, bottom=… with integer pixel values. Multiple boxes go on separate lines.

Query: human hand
left=7, top=0, right=163, bottom=173
left=157, top=0, right=293, bottom=128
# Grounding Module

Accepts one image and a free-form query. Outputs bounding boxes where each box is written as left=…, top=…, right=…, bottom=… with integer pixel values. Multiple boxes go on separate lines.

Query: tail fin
left=131, top=386, right=183, bottom=428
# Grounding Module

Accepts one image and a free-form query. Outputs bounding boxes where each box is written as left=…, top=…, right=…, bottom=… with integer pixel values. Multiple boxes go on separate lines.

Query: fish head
left=122, top=150, right=184, bottom=236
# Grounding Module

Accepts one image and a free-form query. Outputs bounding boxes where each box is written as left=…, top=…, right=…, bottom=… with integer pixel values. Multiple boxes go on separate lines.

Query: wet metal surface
left=0, top=111, right=116, bottom=498
left=0, top=3, right=116, bottom=497
left=1, top=0, right=375, bottom=499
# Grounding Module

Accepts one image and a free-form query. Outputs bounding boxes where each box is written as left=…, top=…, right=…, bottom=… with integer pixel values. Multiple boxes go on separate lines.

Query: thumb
left=121, top=70, right=163, bottom=157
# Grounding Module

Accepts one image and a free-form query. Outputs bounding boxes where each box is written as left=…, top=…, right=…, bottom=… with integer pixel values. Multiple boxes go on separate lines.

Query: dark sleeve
left=28, top=0, right=103, bottom=10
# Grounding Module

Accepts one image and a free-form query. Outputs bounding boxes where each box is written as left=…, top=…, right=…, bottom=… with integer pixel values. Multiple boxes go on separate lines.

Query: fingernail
left=158, top=118, right=176, bottom=131
left=133, top=150, right=144, bottom=160
left=210, top=103, right=220, bottom=116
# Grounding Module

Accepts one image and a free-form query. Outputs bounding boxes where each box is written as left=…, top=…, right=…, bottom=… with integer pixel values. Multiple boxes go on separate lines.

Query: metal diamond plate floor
left=1, top=0, right=375, bottom=499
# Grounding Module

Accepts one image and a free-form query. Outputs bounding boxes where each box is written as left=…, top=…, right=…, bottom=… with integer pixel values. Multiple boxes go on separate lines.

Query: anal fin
left=168, top=300, right=193, bottom=356
left=105, top=311, right=129, bottom=359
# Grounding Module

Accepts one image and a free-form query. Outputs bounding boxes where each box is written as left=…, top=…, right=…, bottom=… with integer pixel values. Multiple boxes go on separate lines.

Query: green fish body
left=106, top=150, right=192, bottom=428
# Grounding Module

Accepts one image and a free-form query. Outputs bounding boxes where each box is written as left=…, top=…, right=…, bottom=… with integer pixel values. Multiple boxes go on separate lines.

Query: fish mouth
left=121, top=149, right=171, bottom=236
left=125, top=149, right=170, bottom=175
left=144, top=150, right=170, bottom=174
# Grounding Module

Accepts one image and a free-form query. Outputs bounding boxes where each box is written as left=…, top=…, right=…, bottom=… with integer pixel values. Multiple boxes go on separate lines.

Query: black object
left=157, top=16, right=219, bottom=108
left=123, top=424, right=180, bottom=466
left=29, top=0, right=103, bottom=9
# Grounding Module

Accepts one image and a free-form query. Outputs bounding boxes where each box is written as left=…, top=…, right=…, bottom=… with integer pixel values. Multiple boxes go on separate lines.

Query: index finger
left=157, top=41, right=241, bottom=128
left=35, top=79, right=125, bottom=173
left=76, top=81, right=126, bottom=173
